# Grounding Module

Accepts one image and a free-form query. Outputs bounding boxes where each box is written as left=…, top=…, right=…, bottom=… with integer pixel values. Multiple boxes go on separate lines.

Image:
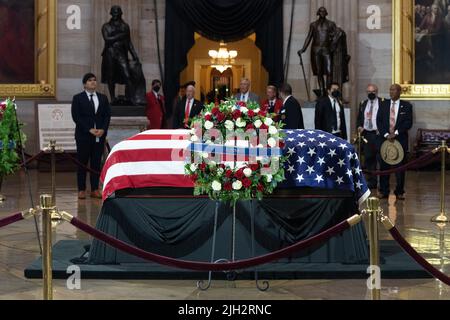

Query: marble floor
left=0, top=169, right=449, bottom=300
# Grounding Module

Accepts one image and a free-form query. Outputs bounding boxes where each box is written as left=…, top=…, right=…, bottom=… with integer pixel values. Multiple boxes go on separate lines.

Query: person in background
left=314, top=82, right=348, bottom=140
left=173, top=85, right=203, bottom=129
left=356, top=84, right=383, bottom=190
left=71, top=73, right=111, bottom=199
left=278, top=83, right=304, bottom=129
left=377, top=84, right=413, bottom=201
left=261, top=85, right=283, bottom=122
left=234, top=78, right=259, bottom=103
left=145, top=79, right=165, bottom=129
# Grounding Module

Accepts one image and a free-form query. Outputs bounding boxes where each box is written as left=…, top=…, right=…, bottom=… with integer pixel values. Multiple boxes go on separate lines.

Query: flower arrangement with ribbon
left=0, top=99, right=26, bottom=177
left=184, top=100, right=287, bottom=203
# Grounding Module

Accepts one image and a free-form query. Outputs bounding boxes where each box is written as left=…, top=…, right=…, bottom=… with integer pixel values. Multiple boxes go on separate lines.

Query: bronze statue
left=101, top=5, right=146, bottom=106
left=332, top=27, right=351, bottom=90
left=298, top=7, right=341, bottom=97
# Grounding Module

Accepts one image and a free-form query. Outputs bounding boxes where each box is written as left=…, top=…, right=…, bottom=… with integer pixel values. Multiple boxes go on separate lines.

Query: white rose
left=204, top=121, right=214, bottom=130
left=212, top=181, right=222, bottom=191
left=232, top=180, right=243, bottom=190
left=232, top=106, right=238, bottom=111
left=206, top=140, right=213, bottom=145
left=265, top=175, right=273, bottom=183
left=264, top=118, right=274, bottom=126
left=209, top=161, right=217, bottom=167
left=254, top=108, right=260, bottom=113
left=236, top=118, right=246, bottom=128
left=202, top=152, right=209, bottom=159
left=257, top=144, right=264, bottom=148
left=224, top=120, right=235, bottom=131
left=190, top=164, right=198, bottom=172
left=254, top=120, right=263, bottom=128
left=205, top=112, right=212, bottom=116
left=269, top=126, right=278, bottom=135
left=240, top=107, right=248, bottom=114
left=190, top=135, right=199, bottom=142
left=268, top=137, right=277, bottom=148
left=217, top=168, right=224, bottom=176
left=243, top=168, right=253, bottom=178
left=190, top=128, right=197, bottom=135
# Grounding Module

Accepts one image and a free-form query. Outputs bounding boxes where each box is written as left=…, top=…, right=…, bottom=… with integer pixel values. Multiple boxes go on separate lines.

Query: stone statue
left=298, top=7, right=348, bottom=97
left=101, top=5, right=146, bottom=106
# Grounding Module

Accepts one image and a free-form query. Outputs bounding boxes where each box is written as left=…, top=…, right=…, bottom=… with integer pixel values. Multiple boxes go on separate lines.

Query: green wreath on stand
left=0, top=99, right=26, bottom=192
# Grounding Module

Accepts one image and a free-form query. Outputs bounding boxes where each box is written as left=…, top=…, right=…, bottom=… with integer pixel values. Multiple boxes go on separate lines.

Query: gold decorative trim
left=392, top=0, right=450, bottom=100
left=0, top=0, right=56, bottom=99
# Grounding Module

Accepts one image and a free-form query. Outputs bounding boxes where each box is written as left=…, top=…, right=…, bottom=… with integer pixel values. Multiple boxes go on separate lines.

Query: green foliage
left=0, top=99, right=26, bottom=177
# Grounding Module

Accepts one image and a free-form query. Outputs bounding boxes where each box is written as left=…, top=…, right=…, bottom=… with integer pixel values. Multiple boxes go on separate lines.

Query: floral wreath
left=0, top=99, right=26, bottom=178
left=184, top=100, right=287, bottom=203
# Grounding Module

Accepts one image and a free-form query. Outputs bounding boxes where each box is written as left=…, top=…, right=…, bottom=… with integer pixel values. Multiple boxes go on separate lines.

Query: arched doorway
left=180, top=34, right=268, bottom=103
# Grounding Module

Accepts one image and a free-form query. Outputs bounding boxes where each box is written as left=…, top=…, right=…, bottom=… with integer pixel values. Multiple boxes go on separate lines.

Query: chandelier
left=209, top=42, right=238, bottom=73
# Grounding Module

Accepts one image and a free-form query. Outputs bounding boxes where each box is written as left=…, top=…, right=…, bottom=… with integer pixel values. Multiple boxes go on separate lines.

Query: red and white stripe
left=101, top=130, right=194, bottom=200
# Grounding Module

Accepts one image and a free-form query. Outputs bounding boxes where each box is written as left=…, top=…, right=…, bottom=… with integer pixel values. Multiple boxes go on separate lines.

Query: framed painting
left=393, top=0, right=450, bottom=100
left=0, top=0, right=56, bottom=99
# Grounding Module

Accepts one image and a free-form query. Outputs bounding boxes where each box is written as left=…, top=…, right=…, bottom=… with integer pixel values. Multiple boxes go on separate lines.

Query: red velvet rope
left=20, top=151, right=45, bottom=167
left=389, top=227, right=450, bottom=286
left=0, top=212, right=24, bottom=229
left=70, top=216, right=352, bottom=271
left=63, top=153, right=101, bottom=175
left=364, top=151, right=439, bottom=176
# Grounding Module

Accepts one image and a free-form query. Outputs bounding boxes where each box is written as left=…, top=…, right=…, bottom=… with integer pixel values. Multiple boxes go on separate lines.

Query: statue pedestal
left=108, top=106, right=148, bottom=148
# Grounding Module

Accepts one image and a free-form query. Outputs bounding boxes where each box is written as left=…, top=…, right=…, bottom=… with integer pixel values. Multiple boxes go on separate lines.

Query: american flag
left=101, top=129, right=370, bottom=204
left=281, top=130, right=370, bottom=205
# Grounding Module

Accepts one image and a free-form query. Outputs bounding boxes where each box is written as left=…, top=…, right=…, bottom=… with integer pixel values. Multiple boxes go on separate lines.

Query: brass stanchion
left=41, top=194, right=54, bottom=300
left=431, top=140, right=450, bottom=224
left=366, top=197, right=381, bottom=300
left=43, top=140, right=64, bottom=220
left=352, top=131, right=368, bottom=160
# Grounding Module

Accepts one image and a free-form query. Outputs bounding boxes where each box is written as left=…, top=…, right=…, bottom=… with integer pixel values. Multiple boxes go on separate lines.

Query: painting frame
left=393, top=0, right=450, bottom=100
left=0, top=0, right=56, bottom=99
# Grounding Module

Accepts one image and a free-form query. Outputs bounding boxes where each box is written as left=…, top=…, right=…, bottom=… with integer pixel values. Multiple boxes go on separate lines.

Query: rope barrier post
left=40, top=194, right=54, bottom=300
left=0, top=176, right=5, bottom=202
left=367, top=197, right=381, bottom=300
left=44, top=140, right=64, bottom=221
left=431, top=140, right=449, bottom=224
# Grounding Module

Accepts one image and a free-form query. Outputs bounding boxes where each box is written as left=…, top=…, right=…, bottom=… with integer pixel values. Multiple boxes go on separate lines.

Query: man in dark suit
left=315, top=82, right=347, bottom=140
left=376, top=83, right=413, bottom=200
left=234, top=78, right=260, bottom=103
left=172, top=84, right=203, bottom=129
left=357, top=84, right=383, bottom=190
left=278, top=83, right=304, bottom=129
left=146, top=79, right=165, bottom=130
left=71, top=73, right=111, bottom=199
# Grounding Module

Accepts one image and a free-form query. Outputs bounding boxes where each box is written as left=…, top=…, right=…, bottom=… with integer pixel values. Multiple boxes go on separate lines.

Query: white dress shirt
left=364, top=98, right=379, bottom=131
left=384, top=99, right=400, bottom=137
left=240, top=92, right=249, bottom=102
left=85, top=90, right=99, bottom=114
left=328, top=96, right=341, bottom=133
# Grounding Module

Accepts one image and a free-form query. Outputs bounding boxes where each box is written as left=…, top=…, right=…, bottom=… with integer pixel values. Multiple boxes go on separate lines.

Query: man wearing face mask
left=314, top=82, right=347, bottom=140
left=146, top=79, right=165, bottom=130
left=356, top=84, right=383, bottom=190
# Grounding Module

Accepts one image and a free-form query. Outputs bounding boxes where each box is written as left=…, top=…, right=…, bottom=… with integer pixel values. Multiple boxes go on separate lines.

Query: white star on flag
left=308, top=138, right=316, bottom=142
left=354, top=167, right=362, bottom=175
left=329, top=138, right=337, bottom=143
left=297, top=134, right=306, bottom=138
left=307, top=148, right=316, bottom=157
left=306, top=166, right=315, bottom=175
left=339, top=143, right=348, bottom=150
left=318, top=134, right=326, bottom=138
left=297, top=142, right=306, bottom=148
left=328, top=149, right=337, bottom=158
left=315, top=175, right=324, bottom=183
left=318, top=142, right=327, bottom=148
left=307, top=130, right=315, bottom=135
left=326, top=167, right=335, bottom=175
left=336, top=176, right=344, bottom=185
left=297, top=156, right=306, bottom=165
left=296, top=174, right=304, bottom=183
left=337, top=159, right=345, bottom=167
left=346, top=169, right=353, bottom=177
left=317, top=157, right=326, bottom=166
left=356, top=181, right=363, bottom=189
left=347, top=152, right=354, bottom=160
left=287, top=165, right=295, bottom=174
left=287, top=147, right=296, bottom=156
left=287, top=131, right=294, bottom=134
left=288, top=138, right=295, bottom=142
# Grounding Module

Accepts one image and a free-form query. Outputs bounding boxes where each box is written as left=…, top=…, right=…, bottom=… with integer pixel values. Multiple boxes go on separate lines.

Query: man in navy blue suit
left=71, top=73, right=111, bottom=199
left=377, top=84, right=413, bottom=200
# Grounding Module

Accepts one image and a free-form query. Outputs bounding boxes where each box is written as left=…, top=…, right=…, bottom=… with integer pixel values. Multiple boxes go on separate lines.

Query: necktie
left=269, top=101, right=274, bottom=113
left=89, top=94, right=95, bottom=113
left=390, top=101, right=396, bottom=134
left=184, top=99, right=191, bottom=124
left=332, top=99, right=338, bottom=131
left=242, top=94, right=246, bottom=102
left=367, top=101, right=374, bottom=130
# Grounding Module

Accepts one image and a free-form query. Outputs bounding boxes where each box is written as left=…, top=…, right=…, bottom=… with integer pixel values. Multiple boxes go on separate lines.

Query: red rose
left=260, top=124, right=268, bottom=130
left=242, top=178, right=252, bottom=188
left=191, top=174, right=199, bottom=182
left=211, top=107, right=220, bottom=115
left=258, top=110, right=267, bottom=117
left=237, top=101, right=247, bottom=108
left=235, top=169, right=244, bottom=179
left=205, top=114, right=212, bottom=121
left=250, top=164, right=259, bottom=171
left=216, top=112, right=226, bottom=122
left=224, top=182, right=233, bottom=191
left=232, top=110, right=242, bottom=120
left=246, top=123, right=254, bottom=131
left=199, top=163, right=207, bottom=171
left=279, top=141, right=286, bottom=149
left=257, top=184, right=265, bottom=192
left=225, top=170, right=233, bottom=178
left=247, top=110, right=255, bottom=118
left=219, top=164, right=226, bottom=169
